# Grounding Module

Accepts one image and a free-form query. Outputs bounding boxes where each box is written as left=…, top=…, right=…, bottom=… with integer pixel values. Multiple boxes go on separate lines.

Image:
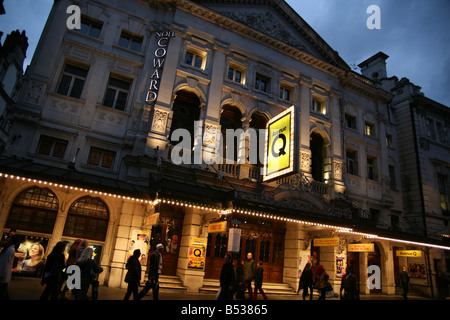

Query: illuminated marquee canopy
left=263, top=105, right=298, bottom=182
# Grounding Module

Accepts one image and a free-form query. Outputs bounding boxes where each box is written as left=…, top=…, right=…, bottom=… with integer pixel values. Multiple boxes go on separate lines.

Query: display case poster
left=336, top=256, right=346, bottom=279
left=408, top=254, right=428, bottom=285
left=188, top=237, right=207, bottom=269
left=1, top=233, right=49, bottom=278
left=65, top=240, right=103, bottom=267
left=298, top=250, right=310, bottom=277
left=128, top=230, right=150, bottom=266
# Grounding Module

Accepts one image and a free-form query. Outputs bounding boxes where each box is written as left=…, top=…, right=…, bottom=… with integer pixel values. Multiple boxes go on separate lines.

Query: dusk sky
left=1, top=0, right=449, bottom=106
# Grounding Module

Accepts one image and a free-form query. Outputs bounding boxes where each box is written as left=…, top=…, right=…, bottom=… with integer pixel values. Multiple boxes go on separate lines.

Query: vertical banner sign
left=188, top=237, right=207, bottom=269
left=228, top=228, right=241, bottom=253
left=263, top=105, right=298, bottom=181
left=146, top=31, right=176, bottom=103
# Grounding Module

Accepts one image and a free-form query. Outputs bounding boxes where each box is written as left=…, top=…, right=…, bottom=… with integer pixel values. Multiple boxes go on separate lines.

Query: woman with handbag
left=315, top=264, right=329, bottom=300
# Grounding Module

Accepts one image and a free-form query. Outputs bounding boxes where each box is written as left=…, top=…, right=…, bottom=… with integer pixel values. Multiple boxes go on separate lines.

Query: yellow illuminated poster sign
left=314, top=238, right=339, bottom=246
left=348, top=243, right=374, bottom=252
left=187, top=237, right=207, bottom=269
left=263, top=106, right=297, bottom=181
left=396, top=250, right=422, bottom=257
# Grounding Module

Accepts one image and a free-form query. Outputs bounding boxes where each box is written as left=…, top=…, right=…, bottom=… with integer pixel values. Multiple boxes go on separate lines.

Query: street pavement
left=7, top=276, right=434, bottom=301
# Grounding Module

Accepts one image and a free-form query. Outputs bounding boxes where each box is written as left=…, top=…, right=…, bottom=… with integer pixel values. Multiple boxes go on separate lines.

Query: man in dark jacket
left=400, top=267, right=410, bottom=300
left=123, top=249, right=141, bottom=300
left=138, top=243, right=163, bottom=300
left=243, top=252, right=256, bottom=300
left=254, top=261, right=268, bottom=300
left=340, top=266, right=357, bottom=300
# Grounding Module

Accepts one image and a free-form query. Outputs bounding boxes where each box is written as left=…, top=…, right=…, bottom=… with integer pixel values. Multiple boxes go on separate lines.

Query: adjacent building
left=0, top=0, right=448, bottom=297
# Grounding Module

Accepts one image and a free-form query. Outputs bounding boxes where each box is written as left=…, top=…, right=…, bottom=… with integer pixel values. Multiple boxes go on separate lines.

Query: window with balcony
left=169, top=90, right=201, bottom=148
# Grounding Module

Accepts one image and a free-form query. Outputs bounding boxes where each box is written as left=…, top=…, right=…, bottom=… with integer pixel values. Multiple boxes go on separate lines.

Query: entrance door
left=205, top=218, right=285, bottom=283
left=347, top=252, right=360, bottom=284
left=148, top=205, right=183, bottom=276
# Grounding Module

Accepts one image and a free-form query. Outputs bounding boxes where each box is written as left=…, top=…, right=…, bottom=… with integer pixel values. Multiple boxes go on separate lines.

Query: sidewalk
left=7, top=276, right=433, bottom=301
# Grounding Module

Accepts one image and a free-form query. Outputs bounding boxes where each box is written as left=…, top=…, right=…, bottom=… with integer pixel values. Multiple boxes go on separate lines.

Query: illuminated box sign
left=313, top=238, right=339, bottom=246
left=263, top=106, right=298, bottom=182
left=207, top=221, right=227, bottom=233
left=396, top=250, right=422, bottom=257
left=348, top=243, right=374, bottom=252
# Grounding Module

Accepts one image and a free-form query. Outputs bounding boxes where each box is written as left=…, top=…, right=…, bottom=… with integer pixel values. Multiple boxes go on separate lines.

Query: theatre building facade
left=1, top=0, right=449, bottom=297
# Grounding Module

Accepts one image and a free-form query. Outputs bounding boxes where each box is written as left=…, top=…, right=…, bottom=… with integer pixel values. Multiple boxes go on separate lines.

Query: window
left=6, top=187, right=58, bottom=234
left=184, top=50, right=204, bottom=69
left=57, top=64, right=89, bottom=99
left=227, top=66, right=243, bottom=83
left=279, top=86, right=291, bottom=101
left=63, top=196, right=109, bottom=241
left=78, top=16, right=102, bottom=38
left=436, top=122, right=448, bottom=144
left=169, top=90, right=201, bottom=148
left=103, top=76, right=131, bottom=111
left=389, top=165, right=396, bottom=190
left=346, top=150, right=358, bottom=175
left=345, top=114, right=357, bottom=129
left=37, top=135, right=68, bottom=159
left=438, top=174, right=449, bottom=214
left=391, top=215, right=400, bottom=230
left=426, top=118, right=437, bottom=141
left=367, top=156, right=377, bottom=180
left=311, top=98, right=326, bottom=115
left=255, top=73, right=270, bottom=93
left=119, top=31, right=143, bottom=52
left=88, top=147, right=116, bottom=169
left=386, top=134, right=394, bottom=148
left=365, top=122, right=375, bottom=137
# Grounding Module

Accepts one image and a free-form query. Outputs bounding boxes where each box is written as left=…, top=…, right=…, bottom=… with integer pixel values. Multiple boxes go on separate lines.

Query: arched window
left=220, top=105, right=242, bottom=162
left=6, top=187, right=59, bottom=234
left=250, top=111, right=268, bottom=166
left=310, top=132, right=325, bottom=182
left=63, top=196, right=109, bottom=241
left=169, top=90, right=201, bottom=148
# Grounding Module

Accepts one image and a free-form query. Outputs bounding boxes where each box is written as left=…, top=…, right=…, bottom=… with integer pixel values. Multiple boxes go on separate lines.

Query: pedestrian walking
left=0, top=235, right=19, bottom=300
left=75, top=239, right=89, bottom=260
left=123, top=249, right=142, bottom=300
left=298, top=262, right=313, bottom=300
left=217, top=252, right=235, bottom=300
left=75, top=247, right=103, bottom=300
left=243, top=252, right=256, bottom=300
left=40, top=241, right=66, bottom=300
left=315, top=264, right=329, bottom=300
left=399, top=266, right=410, bottom=300
left=339, top=266, right=357, bottom=300
left=60, top=239, right=81, bottom=299
left=138, top=243, right=163, bottom=300
left=254, top=261, right=268, bottom=300
left=233, top=259, right=245, bottom=299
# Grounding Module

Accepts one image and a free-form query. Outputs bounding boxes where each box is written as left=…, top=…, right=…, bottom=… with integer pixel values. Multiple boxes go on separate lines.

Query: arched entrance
left=148, top=204, right=184, bottom=276
left=310, top=132, right=325, bottom=182
left=205, top=217, right=285, bottom=283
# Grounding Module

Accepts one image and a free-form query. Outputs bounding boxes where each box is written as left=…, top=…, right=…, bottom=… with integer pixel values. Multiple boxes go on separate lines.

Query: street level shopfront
left=2, top=168, right=449, bottom=297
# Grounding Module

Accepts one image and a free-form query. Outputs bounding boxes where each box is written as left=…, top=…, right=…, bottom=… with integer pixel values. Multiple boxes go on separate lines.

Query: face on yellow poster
left=267, top=112, right=291, bottom=176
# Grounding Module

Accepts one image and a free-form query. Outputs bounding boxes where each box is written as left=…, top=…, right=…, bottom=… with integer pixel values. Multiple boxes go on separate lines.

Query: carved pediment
left=191, top=0, right=349, bottom=69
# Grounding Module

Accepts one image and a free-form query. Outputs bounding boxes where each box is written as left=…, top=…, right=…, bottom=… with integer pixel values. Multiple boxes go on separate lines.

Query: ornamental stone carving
left=151, top=109, right=168, bottom=133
